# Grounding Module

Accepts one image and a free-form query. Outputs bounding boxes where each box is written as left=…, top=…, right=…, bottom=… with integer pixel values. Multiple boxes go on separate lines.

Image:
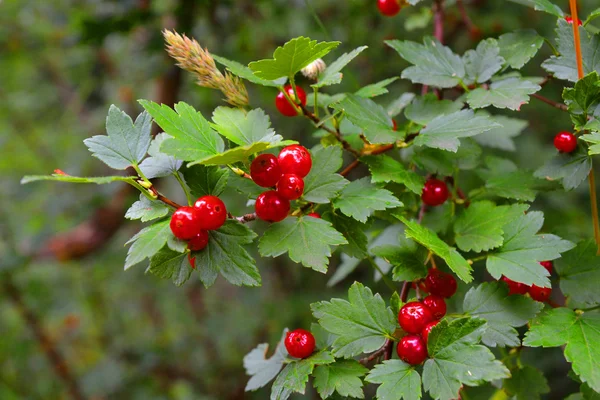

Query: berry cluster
left=501, top=261, right=553, bottom=302
left=421, top=178, right=450, bottom=207
left=554, top=131, right=577, bottom=153
left=169, top=195, right=227, bottom=251
left=284, top=328, right=316, bottom=359
left=251, top=145, right=312, bottom=222
left=396, top=269, right=457, bottom=365
left=275, top=85, right=307, bottom=117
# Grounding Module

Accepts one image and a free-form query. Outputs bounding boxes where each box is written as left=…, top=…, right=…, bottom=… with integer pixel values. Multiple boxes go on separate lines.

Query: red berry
left=377, top=0, right=401, bottom=17
left=529, top=285, right=552, bottom=302
left=255, top=191, right=290, bottom=222
left=170, top=207, right=201, bottom=240
left=275, top=85, right=307, bottom=117
left=422, top=295, right=446, bottom=320
left=565, top=16, right=583, bottom=26
left=308, top=212, right=321, bottom=218
left=424, top=269, right=457, bottom=298
left=284, top=329, right=315, bottom=359
left=193, top=195, right=227, bottom=230
left=554, top=132, right=577, bottom=153
left=501, top=276, right=530, bottom=296
left=188, top=230, right=209, bottom=251
left=421, top=178, right=449, bottom=206
left=278, top=145, right=312, bottom=178
left=397, top=335, right=428, bottom=365
left=540, top=261, right=553, bottom=274
left=398, top=301, right=435, bottom=334
left=250, top=154, right=282, bottom=188
left=421, top=321, right=439, bottom=346
left=277, top=174, right=304, bottom=200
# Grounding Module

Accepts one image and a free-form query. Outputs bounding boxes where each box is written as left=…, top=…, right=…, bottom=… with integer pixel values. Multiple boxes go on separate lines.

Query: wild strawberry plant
left=21, top=0, right=600, bottom=399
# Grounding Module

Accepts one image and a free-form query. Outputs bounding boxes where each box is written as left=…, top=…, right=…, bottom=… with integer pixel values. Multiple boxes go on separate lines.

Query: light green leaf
left=313, top=360, right=369, bottom=399
left=463, top=39, right=504, bottom=84
left=582, top=132, right=600, bottom=155
left=270, top=351, right=335, bottom=400
left=534, top=146, right=592, bottom=190
left=21, top=174, right=132, bottom=185
left=125, top=194, right=169, bottom=222
left=211, top=107, right=282, bottom=146
left=190, top=142, right=272, bottom=166
left=213, top=54, right=285, bottom=87
left=244, top=329, right=288, bottom=391
left=467, top=77, right=541, bottom=110
left=362, top=155, right=425, bottom=194
left=125, top=220, right=171, bottom=270
left=182, top=164, right=228, bottom=198
left=503, top=366, right=550, bottom=400
left=313, top=46, right=368, bottom=88
left=556, top=240, right=600, bottom=305
left=498, top=30, right=544, bottom=69
left=388, top=92, right=416, bottom=117
left=303, top=146, right=349, bottom=203
left=365, top=360, right=422, bottom=400
left=333, top=178, right=403, bottom=223
left=404, top=94, right=463, bottom=125
left=355, top=77, right=399, bottom=98
left=473, top=115, right=528, bottom=151
left=139, top=133, right=183, bottom=179
left=146, top=246, right=193, bottom=286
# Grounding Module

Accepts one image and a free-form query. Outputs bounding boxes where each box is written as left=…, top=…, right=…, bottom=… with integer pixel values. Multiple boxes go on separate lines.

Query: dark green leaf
left=147, top=246, right=192, bottom=286
left=372, top=245, right=428, bottom=282
left=563, top=72, right=600, bottom=130
left=365, top=360, right=422, bottom=400
left=331, top=214, right=369, bottom=259
left=270, top=351, right=334, bottom=400
left=387, top=92, right=416, bottom=117
left=313, top=360, right=368, bottom=399
left=125, top=220, right=171, bottom=270
left=507, top=0, right=564, bottom=17
left=503, top=366, right=550, bottom=400
left=498, top=30, right=544, bottom=69
left=125, top=194, right=169, bottom=222
left=362, top=155, right=425, bottom=194
left=182, top=164, right=228, bottom=198
left=303, top=146, right=349, bottom=203
left=333, top=178, right=403, bottom=223
left=463, top=39, right=504, bottom=84
left=556, top=240, right=600, bottom=305
left=534, top=146, right=592, bottom=190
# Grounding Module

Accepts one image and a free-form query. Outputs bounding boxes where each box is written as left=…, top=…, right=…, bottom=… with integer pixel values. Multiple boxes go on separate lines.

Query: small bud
left=301, top=58, right=327, bottom=80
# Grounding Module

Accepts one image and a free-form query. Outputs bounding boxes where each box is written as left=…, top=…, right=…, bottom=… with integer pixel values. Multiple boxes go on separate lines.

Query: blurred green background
left=1, top=0, right=599, bottom=399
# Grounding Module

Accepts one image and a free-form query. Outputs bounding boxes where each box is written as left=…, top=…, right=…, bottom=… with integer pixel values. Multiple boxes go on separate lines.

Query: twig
left=400, top=281, right=411, bottom=302
left=235, top=213, right=257, bottom=223
left=433, top=0, right=445, bottom=43
left=531, top=94, right=568, bottom=111
left=456, top=0, right=478, bottom=37
left=359, top=339, right=392, bottom=365
left=299, top=104, right=360, bottom=157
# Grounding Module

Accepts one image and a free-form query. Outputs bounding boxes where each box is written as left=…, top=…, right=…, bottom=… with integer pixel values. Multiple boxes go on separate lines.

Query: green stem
left=489, top=389, right=510, bottom=400
left=580, top=304, right=600, bottom=312
left=366, top=255, right=396, bottom=292
left=313, top=86, right=319, bottom=119
left=458, top=80, right=471, bottom=93
left=278, top=84, right=303, bottom=116
left=543, top=37, right=560, bottom=57
left=132, top=164, right=151, bottom=186
left=174, top=171, right=194, bottom=206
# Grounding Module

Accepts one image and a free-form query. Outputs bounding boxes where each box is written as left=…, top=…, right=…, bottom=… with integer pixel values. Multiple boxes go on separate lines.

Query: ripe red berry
left=188, top=230, right=209, bottom=251
left=284, top=329, right=315, bottom=359
left=529, top=285, right=552, bottom=302
left=422, top=295, right=447, bottom=320
left=275, top=85, right=307, bottom=117
left=554, top=132, right=577, bottom=153
left=170, top=207, right=201, bottom=240
left=399, top=301, right=435, bottom=334
left=421, top=178, right=449, bottom=206
left=255, top=191, right=290, bottom=222
left=278, top=145, right=312, bottom=178
left=307, top=212, right=321, bottom=218
left=194, top=195, right=227, bottom=230
left=277, top=174, right=304, bottom=200
left=424, top=269, right=457, bottom=298
left=501, top=276, right=530, bottom=295
left=540, top=260, right=553, bottom=274
left=565, top=16, right=583, bottom=26
left=250, top=154, right=282, bottom=187
left=421, top=321, right=439, bottom=346
left=377, top=0, right=401, bottom=17
left=397, top=335, right=428, bottom=365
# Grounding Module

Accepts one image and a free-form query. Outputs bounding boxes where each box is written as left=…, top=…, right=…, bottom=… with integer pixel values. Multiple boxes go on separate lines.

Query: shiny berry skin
left=255, top=191, right=290, bottom=222
left=397, top=335, right=428, bottom=365
left=424, top=269, right=457, bottom=298
left=565, top=16, right=583, bottom=26
left=529, top=285, right=552, bottom=302
left=398, top=301, right=435, bottom=334
left=170, top=207, right=201, bottom=240
left=275, top=85, right=307, bottom=117
left=284, top=329, right=315, bottom=359
left=540, top=261, right=553, bottom=274
left=277, top=174, right=304, bottom=200
left=250, top=154, right=282, bottom=188
left=308, top=212, right=321, bottom=218
left=422, top=295, right=447, bottom=320
left=188, top=230, right=209, bottom=251
left=554, top=132, right=577, bottom=153
left=501, top=276, right=530, bottom=295
left=421, top=178, right=449, bottom=206
left=377, top=0, right=401, bottom=17
left=278, top=145, right=312, bottom=177
left=193, top=196, right=227, bottom=230
left=421, top=321, right=439, bottom=345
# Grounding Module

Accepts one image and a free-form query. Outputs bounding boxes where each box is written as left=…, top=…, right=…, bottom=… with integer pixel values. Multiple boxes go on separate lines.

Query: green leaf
left=467, top=77, right=541, bottom=110
left=563, top=72, right=600, bottom=130
left=423, top=318, right=510, bottom=400
left=258, top=216, right=347, bottom=272
left=557, top=240, right=600, bottom=305
left=412, top=139, right=482, bottom=175
left=582, top=132, right=600, bottom=155
left=182, top=164, right=228, bottom=198
left=83, top=105, right=152, bottom=170
left=397, top=216, right=473, bottom=283
left=584, top=8, right=600, bottom=26
left=463, top=282, right=543, bottom=347
left=211, top=107, right=282, bottom=146
left=386, top=38, right=465, bottom=88
left=503, top=366, right=550, bottom=400
left=146, top=246, right=192, bottom=286
left=125, top=220, right=171, bottom=270
left=404, top=94, right=463, bottom=125
left=486, top=211, right=575, bottom=287
left=333, top=178, right=403, bottom=223
left=478, top=157, right=544, bottom=201
left=311, top=282, right=396, bottom=358
left=193, top=220, right=260, bottom=287
left=139, top=133, right=183, bottom=179
left=139, top=100, right=224, bottom=163
left=498, top=30, right=545, bottom=69
left=213, top=54, right=285, bottom=87
left=21, top=174, right=132, bottom=185
left=125, top=194, right=169, bottom=223
left=249, top=37, right=340, bottom=80
left=355, top=77, right=399, bottom=98
left=534, top=146, right=592, bottom=190
left=453, top=202, right=529, bottom=253
left=365, top=360, right=422, bottom=400
left=313, top=46, right=368, bottom=88
left=388, top=93, right=416, bottom=117
left=192, top=142, right=278, bottom=166
left=463, top=39, right=504, bottom=84
left=330, top=94, right=401, bottom=144
left=331, top=214, right=369, bottom=259
left=473, top=115, right=528, bottom=151
left=362, top=155, right=425, bottom=194
left=327, top=254, right=362, bottom=287
left=404, top=6, right=432, bottom=31
left=414, top=110, right=501, bottom=152
left=542, top=20, right=599, bottom=82
left=372, top=245, right=428, bottom=282
left=270, top=351, right=334, bottom=400
left=229, top=171, right=265, bottom=199
left=302, top=146, right=349, bottom=203
left=313, top=360, right=369, bottom=399
left=524, top=308, right=600, bottom=392
left=244, top=329, right=288, bottom=391
left=507, top=0, right=564, bottom=17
